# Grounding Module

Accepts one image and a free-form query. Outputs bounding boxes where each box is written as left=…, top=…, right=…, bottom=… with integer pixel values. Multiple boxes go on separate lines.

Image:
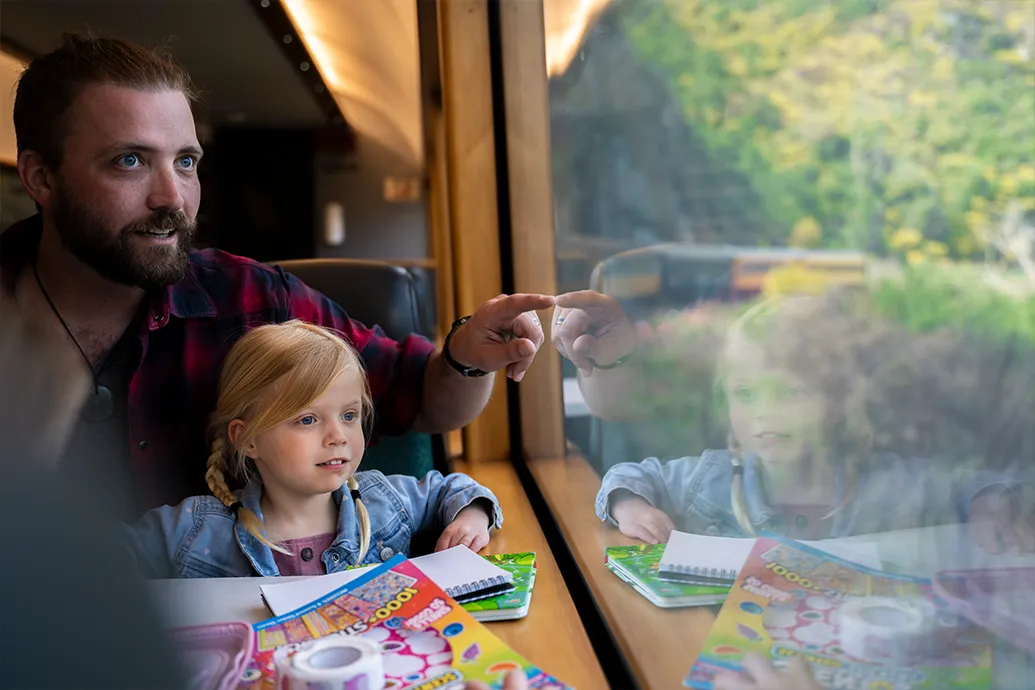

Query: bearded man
left=2, top=34, right=552, bottom=519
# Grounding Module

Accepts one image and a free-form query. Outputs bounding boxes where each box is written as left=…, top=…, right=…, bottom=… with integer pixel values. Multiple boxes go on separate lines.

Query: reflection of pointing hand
left=445, top=293, right=555, bottom=382
left=552, top=291, right=637, bottom=376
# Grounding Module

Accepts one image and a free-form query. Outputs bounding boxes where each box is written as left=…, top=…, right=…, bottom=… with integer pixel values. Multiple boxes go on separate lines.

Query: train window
left=520, top=1, right=1035, bottom=687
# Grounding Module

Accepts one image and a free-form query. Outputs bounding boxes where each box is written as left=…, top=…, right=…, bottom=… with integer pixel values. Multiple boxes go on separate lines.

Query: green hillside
left=620, top=0, right=1035, bottom=262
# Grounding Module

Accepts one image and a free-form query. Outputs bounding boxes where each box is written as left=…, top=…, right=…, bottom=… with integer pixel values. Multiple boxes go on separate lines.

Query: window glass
left=541, top=2, right=1035, bottom=687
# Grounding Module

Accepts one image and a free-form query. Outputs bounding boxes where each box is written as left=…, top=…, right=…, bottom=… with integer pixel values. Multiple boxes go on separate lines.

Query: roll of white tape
left=839, top=596, right=936, bottom=666
left=284, top=636, right=385, bottom=690
left=273, top=644, right=298, bottom=690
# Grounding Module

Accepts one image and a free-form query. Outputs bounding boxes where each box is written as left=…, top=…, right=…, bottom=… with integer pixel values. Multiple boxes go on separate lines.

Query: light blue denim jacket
left=122, top=470, right=503, bottom=578
left=596, top=449, right=1022, bottom=538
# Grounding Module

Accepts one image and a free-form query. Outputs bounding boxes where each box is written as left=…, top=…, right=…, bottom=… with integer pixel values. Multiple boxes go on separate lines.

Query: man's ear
left=226, top=419, right=258, bottom=459
left=17, top=150, right=56, bottom=209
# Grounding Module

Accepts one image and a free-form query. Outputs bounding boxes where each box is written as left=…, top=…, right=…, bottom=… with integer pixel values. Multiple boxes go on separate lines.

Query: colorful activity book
left=259, top=546, right=514, bottom=616
left=685, top=535, right=993, bottom=690
left=237, top=554, right=570, bottom=690
left=605, top=544, right=729, bottom=608
left=462, top=552, right=537, bottom=622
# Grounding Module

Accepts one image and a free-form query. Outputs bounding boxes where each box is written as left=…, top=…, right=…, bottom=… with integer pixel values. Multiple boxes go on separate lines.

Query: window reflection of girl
left=597, top=293, right=1034, bottom=551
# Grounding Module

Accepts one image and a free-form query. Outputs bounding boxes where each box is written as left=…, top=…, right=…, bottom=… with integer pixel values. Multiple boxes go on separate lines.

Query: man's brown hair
left=13, top=33, right=199, bottom=168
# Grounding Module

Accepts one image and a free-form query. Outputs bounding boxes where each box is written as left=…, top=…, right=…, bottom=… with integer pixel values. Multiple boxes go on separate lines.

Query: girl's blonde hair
left=720, top=293, right=869, bottom=535
left=205, top=320, right=374, bottom=561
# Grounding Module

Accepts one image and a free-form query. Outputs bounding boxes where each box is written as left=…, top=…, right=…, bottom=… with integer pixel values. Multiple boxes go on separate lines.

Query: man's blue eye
left=177, top=156, right=196, bottom=170
left=118, top=154, right=141, bottom=168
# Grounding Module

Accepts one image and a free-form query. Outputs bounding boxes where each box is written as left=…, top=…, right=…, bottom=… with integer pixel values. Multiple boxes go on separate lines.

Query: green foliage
left=869, top=262, right=1035, bottom=343
left=618, top=0, right=1035, bottom=259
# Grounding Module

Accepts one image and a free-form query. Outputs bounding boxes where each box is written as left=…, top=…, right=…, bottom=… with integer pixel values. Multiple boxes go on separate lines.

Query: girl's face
left=723, top=337, right=825, bottom=467
left=232, top=369, right=367, bottom=498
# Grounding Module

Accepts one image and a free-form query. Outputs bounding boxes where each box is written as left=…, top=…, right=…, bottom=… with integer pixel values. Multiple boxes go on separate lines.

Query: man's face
left=47, top=84, right=203, bottom=290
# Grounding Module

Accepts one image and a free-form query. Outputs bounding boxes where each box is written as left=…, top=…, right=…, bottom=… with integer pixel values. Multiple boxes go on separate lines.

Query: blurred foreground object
left=0, top=298, right=185, bottom=688
left=0, top=297, right=90, bottom=467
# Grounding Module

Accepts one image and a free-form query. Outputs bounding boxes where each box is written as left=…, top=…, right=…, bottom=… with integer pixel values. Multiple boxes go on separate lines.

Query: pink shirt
left=272, top=532, right=337, bottom=576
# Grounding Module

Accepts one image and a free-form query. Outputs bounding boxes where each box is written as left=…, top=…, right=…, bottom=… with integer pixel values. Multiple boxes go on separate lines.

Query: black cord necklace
left=30, top=263, right=116, bottom=422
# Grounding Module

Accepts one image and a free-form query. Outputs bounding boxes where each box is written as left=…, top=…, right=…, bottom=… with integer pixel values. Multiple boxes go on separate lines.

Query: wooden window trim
left=437, top=0, right=510, bottom=463
left=496, top=0, right=566, bottom=460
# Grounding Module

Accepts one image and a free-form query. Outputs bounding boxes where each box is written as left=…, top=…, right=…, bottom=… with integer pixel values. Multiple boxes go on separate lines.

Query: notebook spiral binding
left=657, top=565, right=738, bottom=585
left=664, top=566, right=736, bottom=579
left=447, top=575, right=511, bottom=597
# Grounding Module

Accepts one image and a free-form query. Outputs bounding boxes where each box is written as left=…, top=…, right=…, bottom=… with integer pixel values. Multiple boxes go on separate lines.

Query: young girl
left=123, top=320, right=502, bottom=578
left=596, top=293, right=1034, bottom=549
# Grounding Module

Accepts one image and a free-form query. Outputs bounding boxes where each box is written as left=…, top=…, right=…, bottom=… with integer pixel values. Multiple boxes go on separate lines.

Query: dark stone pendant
left=82, top=384, right=114, bottom=423
left=795, top=514, right=809, bottom=531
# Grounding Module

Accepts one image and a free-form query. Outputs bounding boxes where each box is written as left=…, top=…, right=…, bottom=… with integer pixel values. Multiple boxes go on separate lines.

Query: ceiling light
left=544, top=0, right=614, bottom=77
left=281, top=0, right=342, bottom=89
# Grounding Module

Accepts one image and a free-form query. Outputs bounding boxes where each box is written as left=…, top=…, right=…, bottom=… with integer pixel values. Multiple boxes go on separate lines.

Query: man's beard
left=51, top=191, right=198, bottom=291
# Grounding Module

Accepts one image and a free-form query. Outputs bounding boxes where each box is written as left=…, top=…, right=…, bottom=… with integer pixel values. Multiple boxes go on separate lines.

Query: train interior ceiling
left=0, top=0, right=605, bottom=340
left=0, top=0, right=434, bottom=273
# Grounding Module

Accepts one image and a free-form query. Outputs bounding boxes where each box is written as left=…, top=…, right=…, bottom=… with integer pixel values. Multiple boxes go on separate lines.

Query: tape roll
left=839, top=596, right=935, bottom=666
left=272, top=644, right=297, bottom=690
left=283, top=636, right=385, bottom=690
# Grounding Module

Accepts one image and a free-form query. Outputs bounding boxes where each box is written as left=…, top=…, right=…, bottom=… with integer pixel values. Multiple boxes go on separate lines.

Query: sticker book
left=237, top=554, right=570, bottom=690
left=685, top=536, right=992, bottom=690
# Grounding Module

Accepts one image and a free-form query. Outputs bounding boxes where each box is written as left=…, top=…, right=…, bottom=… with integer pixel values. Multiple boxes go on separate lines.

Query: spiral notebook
left=606, top=544, right=730, bottom=608
left=259, top=546, right=514, bottom=616
left=657, top=531, right=885, bottom=585
left=657, top=532, right=754, bottom=585
left=462, top=552, right=538, bottom=621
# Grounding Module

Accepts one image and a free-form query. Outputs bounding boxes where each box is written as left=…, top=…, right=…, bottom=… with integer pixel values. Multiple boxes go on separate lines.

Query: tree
left=618, top=0, right=1035, bottom=259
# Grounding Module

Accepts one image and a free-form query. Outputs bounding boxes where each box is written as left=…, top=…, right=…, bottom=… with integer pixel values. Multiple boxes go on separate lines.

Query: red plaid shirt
left=1, top=216, right=435, bottom=510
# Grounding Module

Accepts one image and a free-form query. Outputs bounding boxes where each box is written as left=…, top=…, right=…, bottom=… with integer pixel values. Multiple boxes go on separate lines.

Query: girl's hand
left=968, top=485, right=1035, bottom=554
left=611, top=493, right=675, bottom=544
left=463, top=669, right=528, bottom=690
left=714, top=654, right=822, bottom=690
left=436, top=502, right=492, bottom=552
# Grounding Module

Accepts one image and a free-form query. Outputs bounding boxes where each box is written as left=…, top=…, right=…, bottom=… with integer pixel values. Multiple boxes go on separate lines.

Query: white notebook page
left=659, top=531, right=884, bottom=574
left=659, top=532, right=755, bottom=575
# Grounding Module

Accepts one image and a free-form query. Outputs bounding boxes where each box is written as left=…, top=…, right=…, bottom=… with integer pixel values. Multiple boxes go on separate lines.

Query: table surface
left=148, top=459, right=607, bottom=690
left=528, top=454, right=1035, bottom=690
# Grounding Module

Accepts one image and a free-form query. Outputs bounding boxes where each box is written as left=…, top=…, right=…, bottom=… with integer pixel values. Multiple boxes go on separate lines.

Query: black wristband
left=442, top=316, right=490, bottom=377
left=587, top=350, right=635, bottom=371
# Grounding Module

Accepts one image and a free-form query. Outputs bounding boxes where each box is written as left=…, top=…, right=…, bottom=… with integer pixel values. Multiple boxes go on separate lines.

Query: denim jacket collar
left=736, top=452, right=853, bottom=536
left=232, top=479, right=363, bottom=576
left=740, top=454, right=774, bottom=527
left=233, top=480, right=277, bottom=576
left=327, top=484, right=363, bottom=555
